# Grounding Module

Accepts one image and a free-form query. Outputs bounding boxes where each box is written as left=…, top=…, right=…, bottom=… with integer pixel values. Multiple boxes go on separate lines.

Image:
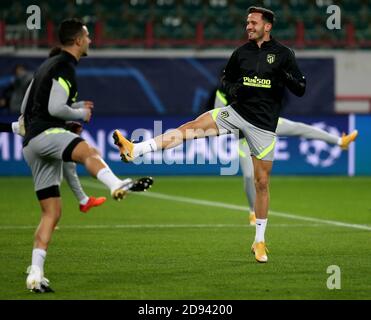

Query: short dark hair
left=247, top=6, right=275, bottom=25
left=58, top=18, right=85, bottom=46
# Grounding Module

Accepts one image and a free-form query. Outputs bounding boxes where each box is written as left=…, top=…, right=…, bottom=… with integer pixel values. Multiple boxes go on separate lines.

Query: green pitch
left=0, top=176, right=370, bottom=300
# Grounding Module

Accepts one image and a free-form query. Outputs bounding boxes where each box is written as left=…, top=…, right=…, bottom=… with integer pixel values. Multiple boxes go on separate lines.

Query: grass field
left=0, top=176, right=370, bottom=300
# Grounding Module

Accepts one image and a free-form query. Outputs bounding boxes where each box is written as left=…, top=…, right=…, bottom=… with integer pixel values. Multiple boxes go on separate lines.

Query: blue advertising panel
left=355, top=115, right=371, bottom=175
left=272, top=115, right=348, bottom=175
left=0, top=115, right=350, bottom=176
left=0, top=57, right=334, bottom=116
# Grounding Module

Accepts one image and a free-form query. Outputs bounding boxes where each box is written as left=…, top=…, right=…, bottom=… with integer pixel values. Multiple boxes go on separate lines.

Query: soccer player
left=21, top=19, right=153, bottom=293
left=113, top=7, right=306, bottom=263
left=1, top=119, right=107, bottom=214
left=214, top=89, right=358, bottom=226
left=1, top=119, right=106, bottom=213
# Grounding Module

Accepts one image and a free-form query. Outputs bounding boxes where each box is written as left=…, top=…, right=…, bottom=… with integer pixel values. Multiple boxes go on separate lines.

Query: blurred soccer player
left=1, top=119, right=106, bottom=213
left=214, top=89, right=358, bottom=226
left=113, top=6, right=306, bottom=263
left=21, top=19, right=153, bottom=293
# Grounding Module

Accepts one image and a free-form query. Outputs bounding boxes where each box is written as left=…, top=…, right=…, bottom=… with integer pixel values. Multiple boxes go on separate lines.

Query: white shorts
left=209, top=106, right=276, bottom=161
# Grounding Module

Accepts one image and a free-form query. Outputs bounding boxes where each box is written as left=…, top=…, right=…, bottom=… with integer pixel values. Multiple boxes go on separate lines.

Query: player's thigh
left=189, top=111, right=219, bottom=134
left=276, top=117, right=298, bottom=136
left=28, top=128, right=83, bottom=160
left=252, top=156, right=273, bottom=177
left=208, top=106, right=242, bottom=136
left=39, top=197, right=62, bottom=220
left=24, top=146, right=63, bottom=192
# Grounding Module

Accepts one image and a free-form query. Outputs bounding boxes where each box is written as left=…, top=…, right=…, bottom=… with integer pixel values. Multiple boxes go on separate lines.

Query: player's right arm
left=48, top=64, right=91, bottom=122
left=221, top=49, right=245, bottom=102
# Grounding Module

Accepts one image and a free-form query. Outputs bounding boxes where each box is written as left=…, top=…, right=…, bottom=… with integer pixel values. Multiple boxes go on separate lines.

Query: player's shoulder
left=273, top=38, right=296, bottom=56
left=51, top=54, right=76, bottom=78
left=236, top=42, right=253, bottom=52
left=232, top=42, right=254, bottom=58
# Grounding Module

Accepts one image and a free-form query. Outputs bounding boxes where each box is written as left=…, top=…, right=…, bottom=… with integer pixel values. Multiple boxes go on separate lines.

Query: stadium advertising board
left=355, top=115, right=371, bottom=175
left=0, top=115, right=355, bottom=176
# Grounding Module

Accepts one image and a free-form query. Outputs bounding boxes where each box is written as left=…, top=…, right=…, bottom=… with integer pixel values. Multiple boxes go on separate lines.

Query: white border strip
left=348, top=113, right=356, bottom=176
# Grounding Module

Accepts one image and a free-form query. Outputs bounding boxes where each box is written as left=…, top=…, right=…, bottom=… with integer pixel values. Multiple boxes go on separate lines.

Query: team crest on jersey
left=267, top=54, right=275, bottom=64
left=221, top=111, right=229, bottom=119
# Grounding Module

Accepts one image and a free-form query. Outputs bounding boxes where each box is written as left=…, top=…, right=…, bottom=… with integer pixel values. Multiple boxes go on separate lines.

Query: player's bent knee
left=91, top=147, right=101, bottom=157
left=255, top=177, right=269, bottom=193
left=71, top=141, right=100, bottom=163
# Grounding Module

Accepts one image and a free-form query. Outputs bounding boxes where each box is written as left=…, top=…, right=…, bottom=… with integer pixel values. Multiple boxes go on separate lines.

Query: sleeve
left=20, top=79, right=33, bottom=114
left=281, top=49, right=306, bottom=97
left=221, top=50, right=244, bottom=100
left=71, top=101, right=85, bottom=109
left=48, top=64, right=88, bottom=121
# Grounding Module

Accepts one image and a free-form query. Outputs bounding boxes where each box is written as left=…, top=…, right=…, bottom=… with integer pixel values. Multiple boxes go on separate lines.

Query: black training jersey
left=222, top=38, right=306, bottom=132
left=23, top=51, right=78, bottom=146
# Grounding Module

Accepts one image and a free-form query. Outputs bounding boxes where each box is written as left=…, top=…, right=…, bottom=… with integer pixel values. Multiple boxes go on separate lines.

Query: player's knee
left=89, top=147, right=101, bottom=157
left=255, top=176, right=269, bottom=193
left=42, top=209, right=62, bottom=222
left=75, top=145, right=100, bottom=162
left=179, top=120, right=196, bottom=132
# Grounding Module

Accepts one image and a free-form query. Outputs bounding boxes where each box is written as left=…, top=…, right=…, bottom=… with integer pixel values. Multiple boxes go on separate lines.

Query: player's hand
left=83, top=108, right=92, bottom=123
left=83, top=101, right=94, bottom=109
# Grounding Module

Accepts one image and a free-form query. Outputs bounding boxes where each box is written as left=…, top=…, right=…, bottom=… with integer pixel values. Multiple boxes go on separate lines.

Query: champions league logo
left=299, top=122, right=342, bottom=168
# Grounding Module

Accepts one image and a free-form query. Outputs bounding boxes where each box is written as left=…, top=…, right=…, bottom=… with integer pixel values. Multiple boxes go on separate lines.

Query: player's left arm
left=281, top=49, right=306, bottom=97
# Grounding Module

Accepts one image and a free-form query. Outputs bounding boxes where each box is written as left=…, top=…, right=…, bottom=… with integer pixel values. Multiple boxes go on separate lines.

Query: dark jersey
left=23, top=51, right=78, bottom=146
left=222, top=38, right=306, bottom=132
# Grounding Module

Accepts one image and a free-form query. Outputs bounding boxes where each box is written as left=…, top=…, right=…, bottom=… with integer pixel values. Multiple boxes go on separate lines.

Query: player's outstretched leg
left=340, top=130, right=358, bottom=150
left=70, top=141, right=143, bottom=201
left=113, top=112, right=219, bottom=162
left=276, top=118, right=358, bottom=150
left=112, top=130, right=135, bottom=162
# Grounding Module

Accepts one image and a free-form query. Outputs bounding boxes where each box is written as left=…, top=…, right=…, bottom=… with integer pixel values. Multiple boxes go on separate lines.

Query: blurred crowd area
left=0, top=0, right=370, bottom=48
